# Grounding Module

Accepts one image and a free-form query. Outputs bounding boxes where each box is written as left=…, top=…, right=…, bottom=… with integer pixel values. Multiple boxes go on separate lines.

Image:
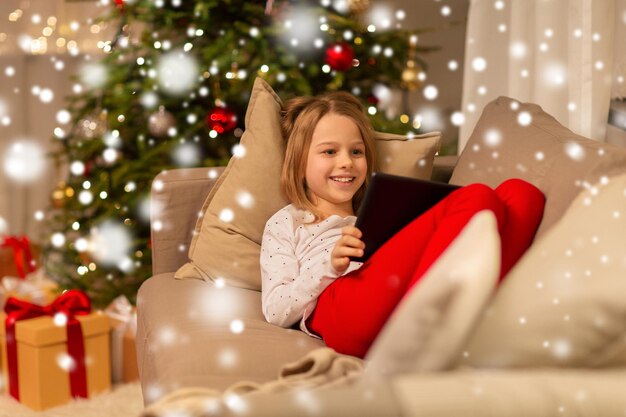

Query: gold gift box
left=122, top=327, right=139, bottom=382
left=109, top=317, right=139, bottom=383
left=0, top=312, right=111, bottom=411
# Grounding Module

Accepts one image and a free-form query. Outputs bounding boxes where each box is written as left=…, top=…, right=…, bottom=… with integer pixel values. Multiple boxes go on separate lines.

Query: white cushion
left=463, top=173, right=626, bottom=368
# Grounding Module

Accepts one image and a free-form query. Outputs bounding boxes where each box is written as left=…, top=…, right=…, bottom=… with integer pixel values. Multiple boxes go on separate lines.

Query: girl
left=260, top=92, right=545, bottom=358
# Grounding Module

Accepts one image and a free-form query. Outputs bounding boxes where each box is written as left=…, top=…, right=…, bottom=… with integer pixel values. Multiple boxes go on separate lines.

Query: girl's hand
left=331, top=226, right=365, bottom=274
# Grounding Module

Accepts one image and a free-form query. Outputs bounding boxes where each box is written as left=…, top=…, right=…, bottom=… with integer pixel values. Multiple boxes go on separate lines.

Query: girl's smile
left=330, top=176, right=356, bottom=184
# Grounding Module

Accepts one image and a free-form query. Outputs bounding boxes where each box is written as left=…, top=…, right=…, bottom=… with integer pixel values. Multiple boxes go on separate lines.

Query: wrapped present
left=1, top=236, right=38, bottom=279
left=105, top=295, right=139, bottom=383
left=0, top=269, right=58, bottom=308
left=0, top=290, right=111, bottom=411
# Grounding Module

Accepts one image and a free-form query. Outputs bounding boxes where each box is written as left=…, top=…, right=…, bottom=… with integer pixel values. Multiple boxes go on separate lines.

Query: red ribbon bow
left=4, top=290, right=92, bottom=401
left=1, top=235, right=35, bottom=279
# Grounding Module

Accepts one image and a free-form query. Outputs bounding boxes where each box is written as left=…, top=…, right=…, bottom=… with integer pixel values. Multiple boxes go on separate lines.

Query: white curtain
left=459, top=0, right=626, bottom=152
left=0, top=0, right=109, bottom=237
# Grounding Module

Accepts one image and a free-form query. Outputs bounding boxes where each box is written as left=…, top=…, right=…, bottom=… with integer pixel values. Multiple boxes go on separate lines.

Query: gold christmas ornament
left=401, top=33, right=424, bottom=92
left=348, top=0, right=370, bottom=15
left=401, top=60, right=423, bottom=91
left=51, top=182, right=68, bottom=208
left=229, top=62, right=240, bottom=80
left=148, top=105, right=175, bottom=137
left=77, top=110, right=108, bottom=139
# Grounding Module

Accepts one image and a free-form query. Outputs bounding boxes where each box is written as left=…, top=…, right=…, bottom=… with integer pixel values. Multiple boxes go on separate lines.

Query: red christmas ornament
left=206, top=107, right=237, bottom=134
left=114, top=0, right=124, bottom=10
left=367, top=94, right=379, bottom=105
left=325, top=42, right=355, bottom=72
left=84, top=160, right=94, bottom=177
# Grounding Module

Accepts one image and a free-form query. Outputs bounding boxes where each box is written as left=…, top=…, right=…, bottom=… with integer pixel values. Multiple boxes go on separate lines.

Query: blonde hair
left=280, top=92, right=377, bottom=222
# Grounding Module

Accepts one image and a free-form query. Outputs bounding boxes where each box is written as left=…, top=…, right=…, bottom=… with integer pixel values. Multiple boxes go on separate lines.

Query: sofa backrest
left=450, top=96, right=626, bottom=238
left=150, top=167, right=226, bottom=276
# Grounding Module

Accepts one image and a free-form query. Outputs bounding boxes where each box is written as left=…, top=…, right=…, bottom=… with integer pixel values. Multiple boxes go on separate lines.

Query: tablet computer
left=351, top=172, right=461, bottom=263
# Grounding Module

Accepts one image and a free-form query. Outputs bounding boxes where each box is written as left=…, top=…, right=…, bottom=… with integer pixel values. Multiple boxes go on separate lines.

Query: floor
left=0, top=382, right=144, bottom=417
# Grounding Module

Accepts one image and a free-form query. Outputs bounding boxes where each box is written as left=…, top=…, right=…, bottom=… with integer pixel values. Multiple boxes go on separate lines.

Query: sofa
left=137, top=90, right=626, bottom=415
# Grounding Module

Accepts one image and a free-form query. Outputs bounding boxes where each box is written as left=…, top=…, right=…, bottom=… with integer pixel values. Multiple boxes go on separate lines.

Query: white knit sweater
left=260, top=204, right=363, bottom=336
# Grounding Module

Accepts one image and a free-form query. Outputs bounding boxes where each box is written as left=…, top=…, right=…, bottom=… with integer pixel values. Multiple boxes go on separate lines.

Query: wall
left=385, top=0, right=469, bottom=154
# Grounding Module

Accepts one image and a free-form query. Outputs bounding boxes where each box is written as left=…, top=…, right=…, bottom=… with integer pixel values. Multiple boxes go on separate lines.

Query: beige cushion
left=462, top=173, right=626, bottom=368
left=374, top=131, right=440, bottom=180
left=450, top=96, right=626, bottom=238
left=176, top=77, right=441, bottom=290
left=364, top=211, right=500, bottom=380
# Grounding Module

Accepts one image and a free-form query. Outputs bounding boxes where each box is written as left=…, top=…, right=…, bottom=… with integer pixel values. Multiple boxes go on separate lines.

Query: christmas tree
left=45, top=0, right=437, bottom=308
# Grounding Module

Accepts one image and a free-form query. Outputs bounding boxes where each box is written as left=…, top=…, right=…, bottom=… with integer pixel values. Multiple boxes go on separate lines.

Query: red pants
left=307, top=179, right=545, bottom=358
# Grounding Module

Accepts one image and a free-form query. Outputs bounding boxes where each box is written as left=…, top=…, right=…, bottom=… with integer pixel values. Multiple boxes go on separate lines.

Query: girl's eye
left=352, top=149, right=364, bottom=155
left=323, top=149, right=336, bottom=155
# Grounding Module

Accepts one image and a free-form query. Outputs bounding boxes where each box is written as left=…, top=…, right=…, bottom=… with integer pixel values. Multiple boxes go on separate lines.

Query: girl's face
left=305, top=113, right=367, bottom=218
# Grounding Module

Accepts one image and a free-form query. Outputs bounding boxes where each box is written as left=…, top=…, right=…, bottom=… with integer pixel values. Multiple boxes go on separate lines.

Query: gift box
left=109, top=318, right=139, bottom=383
left=105, top=295, right=139, bottom=383
left=0, top=291, right=111, bottom=410
left=1, top=236, right=39, bottom=279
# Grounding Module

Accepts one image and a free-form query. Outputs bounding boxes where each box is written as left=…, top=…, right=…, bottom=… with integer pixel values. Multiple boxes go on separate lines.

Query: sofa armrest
left=150, top=166, right=225, bottom=275
left=431, top=155, right=458, bottom=183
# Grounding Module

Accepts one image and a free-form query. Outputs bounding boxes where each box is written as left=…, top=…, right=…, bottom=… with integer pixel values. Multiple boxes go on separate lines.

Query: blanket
left=141, top=347, right=363, bottom=417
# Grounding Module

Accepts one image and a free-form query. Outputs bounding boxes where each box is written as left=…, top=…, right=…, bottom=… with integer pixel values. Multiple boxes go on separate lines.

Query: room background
left=0, top=0, right=468, bottom=240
